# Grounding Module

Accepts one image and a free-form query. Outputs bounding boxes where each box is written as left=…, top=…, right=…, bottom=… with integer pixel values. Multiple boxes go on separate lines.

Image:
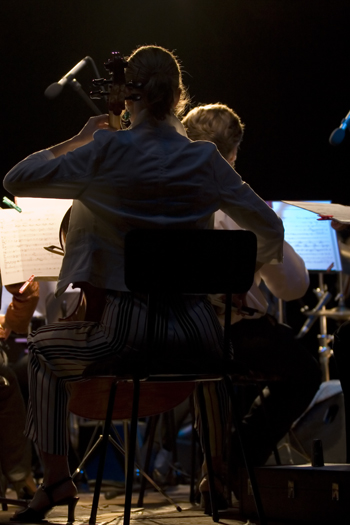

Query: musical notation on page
left=272, top=201, right=342, bottom=272
left=0, top=198, right=72, bottom=286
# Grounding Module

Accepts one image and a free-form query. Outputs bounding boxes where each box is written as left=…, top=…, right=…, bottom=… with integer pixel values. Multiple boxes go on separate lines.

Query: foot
left=11, top=478, right=78, bottom=523
left=28, top=478, right=77, bottom=511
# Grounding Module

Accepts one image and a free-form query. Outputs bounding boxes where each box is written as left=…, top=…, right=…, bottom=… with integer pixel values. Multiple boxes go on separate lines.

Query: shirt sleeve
left=3, top=143, right=97, bottom=199
left=213, top=152, right=284, bottom=265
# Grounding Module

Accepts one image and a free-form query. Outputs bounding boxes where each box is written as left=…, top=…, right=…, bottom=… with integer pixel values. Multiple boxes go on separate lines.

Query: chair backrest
left=124, top=229, right=257, bottom=295
left=125, top=229, right=257, bottom=362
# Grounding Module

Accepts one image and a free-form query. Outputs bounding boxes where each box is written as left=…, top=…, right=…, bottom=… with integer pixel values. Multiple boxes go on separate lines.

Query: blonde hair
left=126, top=45, right=189, bottom=121
left=182, top=103, right=244, bottom=160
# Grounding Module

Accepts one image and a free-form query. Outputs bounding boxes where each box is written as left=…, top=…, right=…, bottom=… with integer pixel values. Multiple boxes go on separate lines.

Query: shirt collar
left=131, top=109, right=188, bottom=137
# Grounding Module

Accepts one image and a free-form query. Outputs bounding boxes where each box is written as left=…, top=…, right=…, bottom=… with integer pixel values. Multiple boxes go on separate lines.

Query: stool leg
left=189, top=394, right=198, bottom=504
left=224, top=376, right=267, bottom=525
left=137, top=414, right=159, bottom=507
left=123, top=379, right=140, bottom=525
left=89, top=380, right=118, bottom=525
left=196, top=382, right=219, bottom=523
left=72, top=432, right=103, bottom=480
left=0, top=473, right=8, bottom=511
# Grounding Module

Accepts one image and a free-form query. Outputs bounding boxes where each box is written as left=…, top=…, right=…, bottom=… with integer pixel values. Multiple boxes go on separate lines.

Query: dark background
left=1, top=1, right=350, bottom=367
left=1, top=0, right=350, bottom=203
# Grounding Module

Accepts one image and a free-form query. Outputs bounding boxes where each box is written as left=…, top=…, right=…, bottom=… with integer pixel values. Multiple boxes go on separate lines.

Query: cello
left=59, top=51, right=133, bottom=322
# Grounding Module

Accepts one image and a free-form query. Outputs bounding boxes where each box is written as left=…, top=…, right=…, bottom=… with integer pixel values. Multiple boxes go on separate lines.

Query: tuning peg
left=90, top=90, right=108, bottom=100
left=126, top=81, right=143, bottom=89
left=104, top=52, right=128, bottom=72
left=125, top=94, right=142, bottom=101
left=92, top=78, right=110, bottom=87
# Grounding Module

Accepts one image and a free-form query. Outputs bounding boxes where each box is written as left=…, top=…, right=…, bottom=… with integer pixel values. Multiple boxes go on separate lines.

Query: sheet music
left=283, top=201, right=350, bottom=224
left=0, top=198, right=72, bottom=286
left=272, top=202, right=342, bottom=272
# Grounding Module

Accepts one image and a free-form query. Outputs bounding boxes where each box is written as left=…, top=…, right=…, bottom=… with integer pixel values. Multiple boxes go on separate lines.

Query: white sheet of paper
left=282, top=201, right=350, bottom=224
left=272, top=201, right=342, bottom=272
left=0, top=198, right=72, bottom=286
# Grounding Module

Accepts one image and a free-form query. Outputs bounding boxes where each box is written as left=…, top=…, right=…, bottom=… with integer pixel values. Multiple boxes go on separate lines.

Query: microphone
left=329, top=109, right=350, bottom=145
left=44, top=57, right=91, bottom=99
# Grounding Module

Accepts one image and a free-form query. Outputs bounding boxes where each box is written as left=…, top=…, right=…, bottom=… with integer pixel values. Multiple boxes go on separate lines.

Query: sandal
left=11, top=477, right=78, bottom=524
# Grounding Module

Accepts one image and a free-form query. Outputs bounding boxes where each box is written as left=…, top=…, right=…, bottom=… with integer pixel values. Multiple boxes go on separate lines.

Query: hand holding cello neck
left=91, top=51, right=128, bottom=130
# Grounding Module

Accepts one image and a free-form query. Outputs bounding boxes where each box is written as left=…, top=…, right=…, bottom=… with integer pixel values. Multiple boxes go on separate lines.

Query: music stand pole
left=316, top=273, right=334, bottom=382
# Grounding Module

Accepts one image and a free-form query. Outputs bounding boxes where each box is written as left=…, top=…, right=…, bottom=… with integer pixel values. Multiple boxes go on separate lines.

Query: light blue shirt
left=4, top=114, right=284, bottom=296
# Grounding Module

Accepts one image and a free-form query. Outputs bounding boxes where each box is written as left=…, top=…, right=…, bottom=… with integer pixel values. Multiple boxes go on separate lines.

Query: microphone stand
left=65, top=77, right=102, bottom=115
left=45, top=56, right=104, bottom=116
left=66, top=56, right=104, bottom=115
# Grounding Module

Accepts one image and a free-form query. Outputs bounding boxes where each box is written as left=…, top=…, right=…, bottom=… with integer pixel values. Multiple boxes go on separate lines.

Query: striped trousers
left=25, top=292, right=224, bottom=455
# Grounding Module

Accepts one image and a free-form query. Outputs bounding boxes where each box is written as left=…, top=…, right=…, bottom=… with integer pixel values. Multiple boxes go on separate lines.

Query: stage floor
left=0, top=482, right=340, bottom=525
left=0, top=484, right=244, bottom=525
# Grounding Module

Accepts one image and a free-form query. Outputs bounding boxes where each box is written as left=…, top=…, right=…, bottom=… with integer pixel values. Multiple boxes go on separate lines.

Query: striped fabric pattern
left=25, top=292, right=224, bottom=454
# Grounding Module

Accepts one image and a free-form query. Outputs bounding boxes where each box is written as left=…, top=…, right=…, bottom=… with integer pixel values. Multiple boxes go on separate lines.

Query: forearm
left=260, top=241, right=309, bottom=300
left=3, top=114, right=110, bottom=197
left=48, top=135, right=86, bottom=158
left=49, top=114, right=110, bottom=158
left=3, top=148, right=90, bottom=199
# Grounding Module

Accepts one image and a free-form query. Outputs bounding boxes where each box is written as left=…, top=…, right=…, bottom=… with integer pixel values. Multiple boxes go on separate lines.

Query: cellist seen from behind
left=4, top=44, right=283, bottom=523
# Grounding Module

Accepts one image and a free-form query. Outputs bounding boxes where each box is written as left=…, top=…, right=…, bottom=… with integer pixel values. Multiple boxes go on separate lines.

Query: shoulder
left=93, top=128, right=130, bottom=144
left=186, top=139, right=224, bottom=164
left=188, top=138, right=218, bottom=152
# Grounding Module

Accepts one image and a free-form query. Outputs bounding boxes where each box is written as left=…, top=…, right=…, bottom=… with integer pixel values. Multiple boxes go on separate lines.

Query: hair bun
left=126, top=45, right=189, bottom=120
